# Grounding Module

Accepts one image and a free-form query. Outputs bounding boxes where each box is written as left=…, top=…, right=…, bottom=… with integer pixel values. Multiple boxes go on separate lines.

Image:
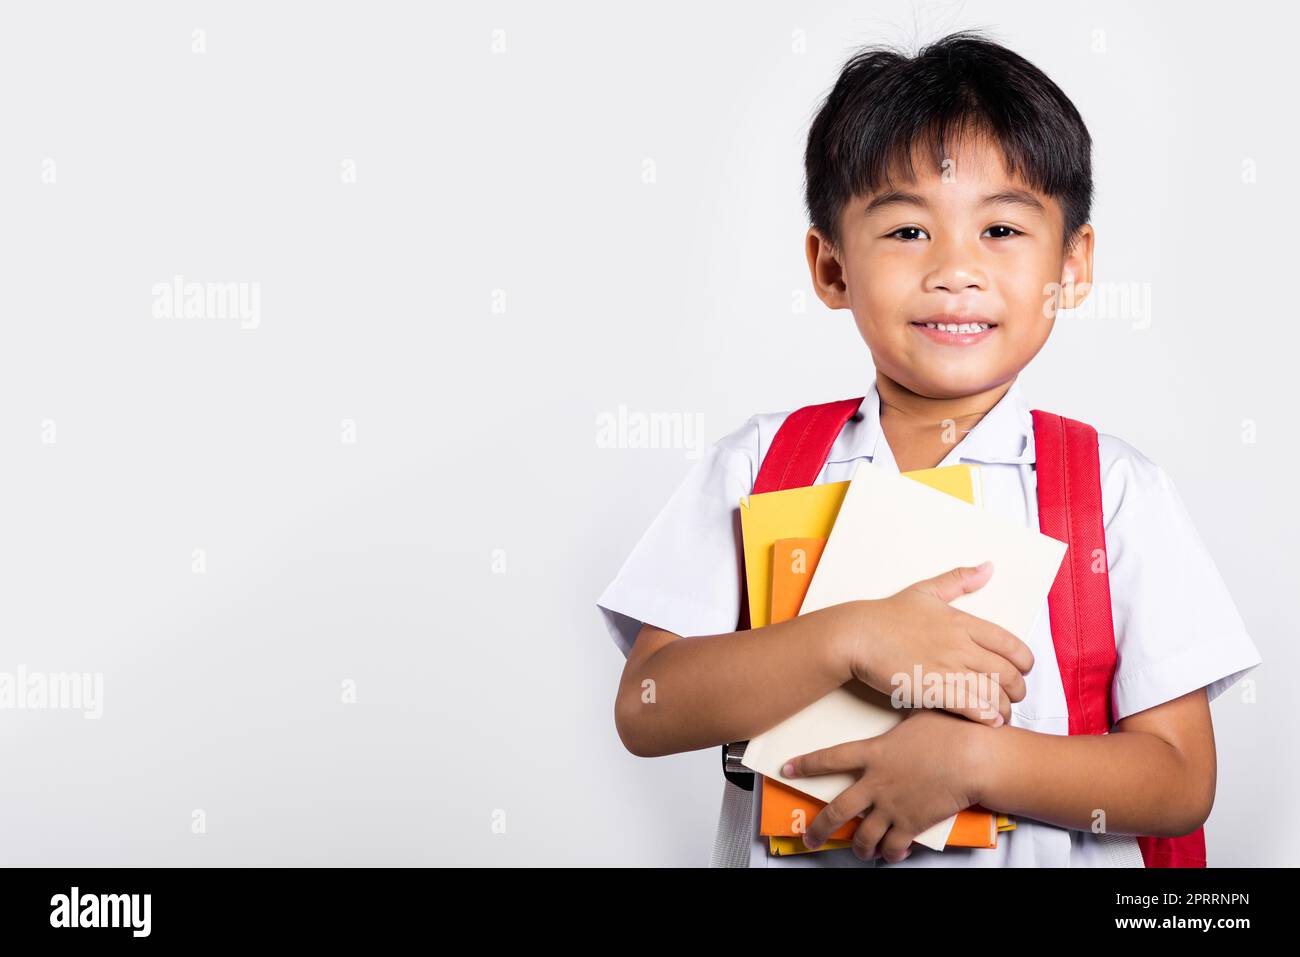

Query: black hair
left=804, top=30, right=1093, bottom=253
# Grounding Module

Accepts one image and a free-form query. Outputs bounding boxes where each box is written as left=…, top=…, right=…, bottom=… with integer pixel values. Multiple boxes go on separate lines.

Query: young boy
left=595, top=31, right=1262, bottom=868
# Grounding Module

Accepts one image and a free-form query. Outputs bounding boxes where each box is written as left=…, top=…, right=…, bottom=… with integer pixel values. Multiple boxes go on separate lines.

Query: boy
left=595, top=31, right=1261, bottom=867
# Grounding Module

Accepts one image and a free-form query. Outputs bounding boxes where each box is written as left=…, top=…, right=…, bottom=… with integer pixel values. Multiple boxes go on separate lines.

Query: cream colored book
left=741, top=459, right=1067, bottom=851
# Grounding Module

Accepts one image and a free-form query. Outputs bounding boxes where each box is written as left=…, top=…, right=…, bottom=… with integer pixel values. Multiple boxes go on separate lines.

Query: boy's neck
left=875, top=373, right=1016, bottom=472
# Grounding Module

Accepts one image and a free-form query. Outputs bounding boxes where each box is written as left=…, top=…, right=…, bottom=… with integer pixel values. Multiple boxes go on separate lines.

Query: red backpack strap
left=1031, top=409, right=1206, bottom=868
left=726, top=396, right=865, bottom=790
left=1029, top=410, right=1117, bottom=736
left=753, top=397, right=865, bottom=494
left=1138, top=832, right=1206, bottom=868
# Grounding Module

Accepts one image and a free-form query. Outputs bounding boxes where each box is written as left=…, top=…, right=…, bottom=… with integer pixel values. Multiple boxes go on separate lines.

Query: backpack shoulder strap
left=720, top=395, right=865, bottom=804
left=1031, top=409, right=1207, bottom=867
left=753, top=397, right=865, bottom=494
left=1029, top=409, right=1118, bottom=736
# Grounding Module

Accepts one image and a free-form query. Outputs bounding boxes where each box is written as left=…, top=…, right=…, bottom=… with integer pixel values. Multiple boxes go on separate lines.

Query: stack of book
left=736, top=461, right=1067, bottom=856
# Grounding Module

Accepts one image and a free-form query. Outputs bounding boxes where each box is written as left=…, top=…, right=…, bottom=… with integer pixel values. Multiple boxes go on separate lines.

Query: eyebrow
left=863, top=188, right=1047, bottom=217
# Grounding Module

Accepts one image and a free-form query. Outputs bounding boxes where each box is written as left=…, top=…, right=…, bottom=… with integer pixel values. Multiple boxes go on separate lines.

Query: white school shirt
left=596, top=378, right=1262, bottom=867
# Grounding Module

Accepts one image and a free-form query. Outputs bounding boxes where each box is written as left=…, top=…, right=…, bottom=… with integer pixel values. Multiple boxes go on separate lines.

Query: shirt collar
left=827, top=377, right=1036, bottom=468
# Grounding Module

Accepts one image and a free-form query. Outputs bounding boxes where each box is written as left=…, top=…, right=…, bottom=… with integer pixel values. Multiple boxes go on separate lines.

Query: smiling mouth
left=910, top=320, right=998, bottom=333
left=909, top=319, right=999, bottom=345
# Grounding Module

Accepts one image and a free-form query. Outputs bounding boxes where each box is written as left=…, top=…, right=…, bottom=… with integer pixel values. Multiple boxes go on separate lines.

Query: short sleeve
left=595, top=426, right=756, bottom=658
left=1101, top=437, right=1263, bottom=722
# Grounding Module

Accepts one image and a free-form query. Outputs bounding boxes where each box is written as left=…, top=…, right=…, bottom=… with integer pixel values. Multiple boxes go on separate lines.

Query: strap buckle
left=721, top=741, right=754, bottom=791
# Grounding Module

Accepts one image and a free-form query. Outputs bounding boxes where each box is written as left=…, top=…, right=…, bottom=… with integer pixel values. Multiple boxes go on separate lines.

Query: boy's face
left=806, top=134, right=1093, bottom=400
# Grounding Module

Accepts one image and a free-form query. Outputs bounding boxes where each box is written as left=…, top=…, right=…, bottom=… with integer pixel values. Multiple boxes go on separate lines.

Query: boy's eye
left=886, top=225, right=1023, bottom=241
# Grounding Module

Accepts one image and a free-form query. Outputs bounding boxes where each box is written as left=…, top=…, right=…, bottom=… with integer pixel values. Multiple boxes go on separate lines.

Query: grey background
left=0, top=1, right=1292, bottom=866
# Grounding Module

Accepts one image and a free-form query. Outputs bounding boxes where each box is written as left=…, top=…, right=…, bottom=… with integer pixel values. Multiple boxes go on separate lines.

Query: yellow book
left=769, top=836, right=853, bottom=856
left=739, top=464, right=981, bottom=630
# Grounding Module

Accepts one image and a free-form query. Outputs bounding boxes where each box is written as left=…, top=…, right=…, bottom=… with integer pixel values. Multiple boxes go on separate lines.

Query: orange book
left=761, top=536, right=1000, bottom=850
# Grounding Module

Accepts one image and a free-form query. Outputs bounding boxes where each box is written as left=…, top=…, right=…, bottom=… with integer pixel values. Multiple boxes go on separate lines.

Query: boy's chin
left=888, top=364, right=1013, bottom=400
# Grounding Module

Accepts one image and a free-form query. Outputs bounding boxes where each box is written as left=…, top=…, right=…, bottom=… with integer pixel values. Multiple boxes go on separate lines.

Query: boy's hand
left=844, top=562, right=1034, bottom=727
left=783, top=709, right=985, bottom=862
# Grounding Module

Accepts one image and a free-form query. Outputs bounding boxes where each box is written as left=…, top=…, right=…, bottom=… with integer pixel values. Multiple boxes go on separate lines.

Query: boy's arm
left=970, top=687, right=1216, bottom=837
left=615, top=563, right=1032, bottom=759
left=614, top=605, right=861, bottom=758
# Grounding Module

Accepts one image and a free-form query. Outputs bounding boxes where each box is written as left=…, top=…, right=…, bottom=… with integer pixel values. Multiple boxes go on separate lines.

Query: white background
left=0, top=1, right=1293, bottom=866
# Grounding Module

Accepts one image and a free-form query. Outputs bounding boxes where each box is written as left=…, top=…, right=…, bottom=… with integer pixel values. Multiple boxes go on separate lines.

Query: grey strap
left=1098, top=832, right=1146, bottom=867
left=709, top=779, right=754, bottom=868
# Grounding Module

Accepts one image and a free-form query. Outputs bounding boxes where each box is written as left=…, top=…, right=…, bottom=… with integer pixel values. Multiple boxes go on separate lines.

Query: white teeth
left=924, top=321, right=992, bottom=333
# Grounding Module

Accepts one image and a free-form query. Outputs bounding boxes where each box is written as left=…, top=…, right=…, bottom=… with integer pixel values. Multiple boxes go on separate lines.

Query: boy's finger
left=924, top=667, right=1009, bottom=726
left=782, top=740, right=867, bottom=779
left=951, top=699, right=1006, bottom=727
left=914, top=561, right=993, bottom=604
left=803, top=782, right=872, bottom=850
left=849, top=808, right=892, bottom=860
left=962, top=648, right=1028, bottom=704
left=879, top=827, right=914, bottom=864
left=965, top=618, right=1035, bottom=675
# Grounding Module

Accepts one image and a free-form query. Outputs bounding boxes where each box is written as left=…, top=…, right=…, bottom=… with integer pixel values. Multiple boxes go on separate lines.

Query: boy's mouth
left=910, top=315, right=998, bottom=346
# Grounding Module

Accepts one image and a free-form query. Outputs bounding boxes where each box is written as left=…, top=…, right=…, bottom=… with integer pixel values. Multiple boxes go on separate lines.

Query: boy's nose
left=924, top=254, right=988, bottom=293
left=922, top=234, right=989, bottom=292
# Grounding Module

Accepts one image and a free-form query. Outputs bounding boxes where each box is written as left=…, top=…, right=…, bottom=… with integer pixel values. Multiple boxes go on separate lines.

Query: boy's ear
left=806, top=227, right=851, bottom=310
left=1056, top=224, right=1096, bottom=310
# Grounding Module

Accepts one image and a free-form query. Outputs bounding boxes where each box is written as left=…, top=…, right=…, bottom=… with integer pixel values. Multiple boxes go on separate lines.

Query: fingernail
left=781, top=762, right=796, bottom=777
left=975, top=560, right=992, bottom=573
left=993, top=713, right=1004, bottom=727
